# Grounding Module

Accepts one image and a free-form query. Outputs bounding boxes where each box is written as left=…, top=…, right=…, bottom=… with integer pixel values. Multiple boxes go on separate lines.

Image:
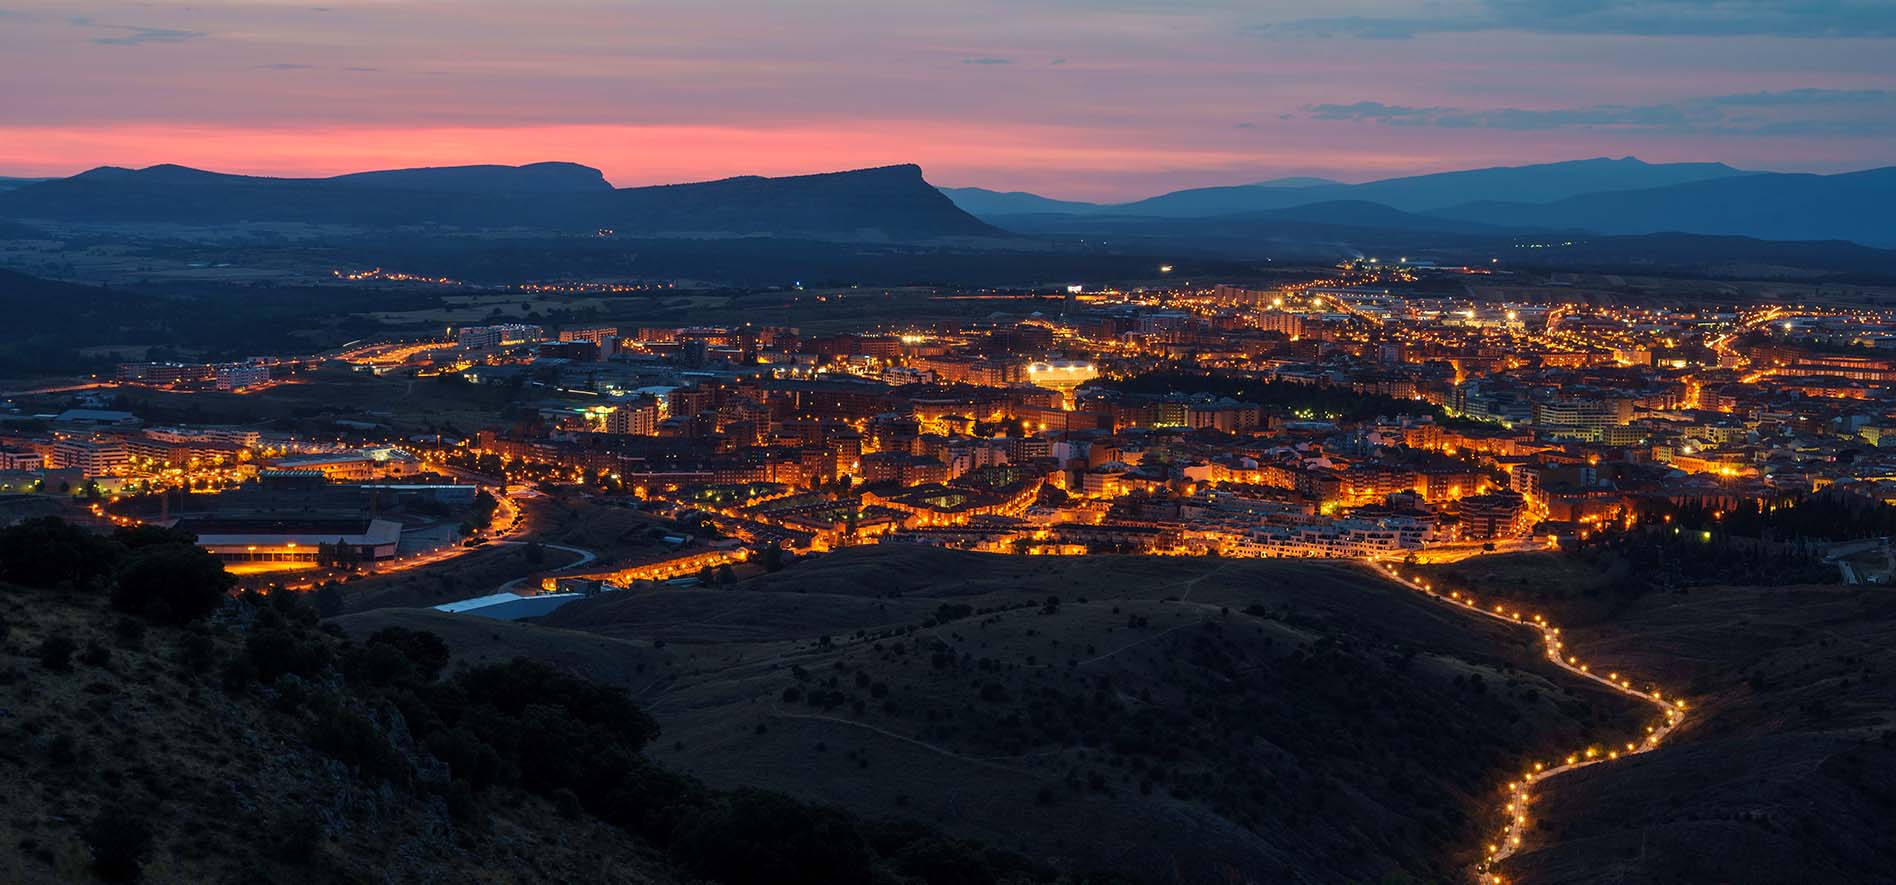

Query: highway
left=1366, top=560, right=1690, bottom=884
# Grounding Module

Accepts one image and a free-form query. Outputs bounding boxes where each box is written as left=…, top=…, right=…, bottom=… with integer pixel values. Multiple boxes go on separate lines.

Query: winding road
left=494, top=540, right=601, bottom=592
left=1366, top=560, right=1689, bottom=883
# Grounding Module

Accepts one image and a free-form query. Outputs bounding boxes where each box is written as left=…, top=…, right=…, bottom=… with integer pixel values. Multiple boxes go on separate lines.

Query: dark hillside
left=0, top=519, right=1086, bottom=885
left=1422, top=552, right=1896, bottom=884
left=534, top=547, right=1648, bottom=883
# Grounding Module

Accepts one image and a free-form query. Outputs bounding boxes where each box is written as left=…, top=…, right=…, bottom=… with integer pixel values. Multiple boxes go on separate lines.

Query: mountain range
left=2, top=157, right=1895, bottom=280
left=942, top=157, right=1896, bottom=248
left=0, top=162, right=999, bottom=243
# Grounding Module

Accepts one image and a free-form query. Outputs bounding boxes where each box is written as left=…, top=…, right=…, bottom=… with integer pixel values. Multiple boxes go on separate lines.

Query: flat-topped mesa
left=0, top=161, right=1001, bottom=242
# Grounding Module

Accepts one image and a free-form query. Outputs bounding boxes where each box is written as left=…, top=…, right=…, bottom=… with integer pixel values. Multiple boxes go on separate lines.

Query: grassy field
left=420, top=546, right=1649, bottom=883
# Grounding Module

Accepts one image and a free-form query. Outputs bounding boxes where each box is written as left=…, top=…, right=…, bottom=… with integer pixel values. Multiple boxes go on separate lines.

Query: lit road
left=494, top=541, right=601, bottom=593
left=1365, top=560, right=1690, bottom=884
left=276, top=482, right=525, bottom=591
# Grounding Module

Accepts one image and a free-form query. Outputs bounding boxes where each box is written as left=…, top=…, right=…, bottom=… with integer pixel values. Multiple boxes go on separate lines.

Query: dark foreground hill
left=0, top=163, right=1002, bottom=244
left=0, top=519, right=1090, bottom=885
left=381, top=546, right=1650, bottom=884
left=1423, top=552, right=1896, bottom=884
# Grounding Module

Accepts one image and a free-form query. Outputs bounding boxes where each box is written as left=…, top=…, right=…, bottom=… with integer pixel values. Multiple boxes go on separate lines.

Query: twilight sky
left=2, top=0, right=1894, bottom=200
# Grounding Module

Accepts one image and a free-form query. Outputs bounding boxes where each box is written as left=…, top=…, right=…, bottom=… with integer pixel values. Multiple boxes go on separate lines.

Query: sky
left=2, top=0, right=1895, bottom=200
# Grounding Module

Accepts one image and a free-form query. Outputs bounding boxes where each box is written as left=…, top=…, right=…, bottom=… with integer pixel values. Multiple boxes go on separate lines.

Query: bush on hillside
left=84, top=802, right=153, bottom=882
left=111, top=544, right=235, bottom=625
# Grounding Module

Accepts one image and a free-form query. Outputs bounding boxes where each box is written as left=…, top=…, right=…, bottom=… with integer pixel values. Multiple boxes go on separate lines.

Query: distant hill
left=943, top=157, right=1749, bottom=220
left=0, top=176, right=47, bottom=193
left=326, top=161, right=613, bottom=193
left=0, top=163, right=1002, bottom=243
left=935, top=187, right=1101, bottom=217
left=1249, top=176, right=1342, bottom=188
left=959, top=157, right=1896, bottom=255
left=938, top=177, right=1340, bottom=217
left=1430, top=166, right=1896, bottom=247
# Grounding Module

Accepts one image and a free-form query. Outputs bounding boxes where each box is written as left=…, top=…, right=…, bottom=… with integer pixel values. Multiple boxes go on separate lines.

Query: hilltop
left=417, top=546, right=1653, bottom=883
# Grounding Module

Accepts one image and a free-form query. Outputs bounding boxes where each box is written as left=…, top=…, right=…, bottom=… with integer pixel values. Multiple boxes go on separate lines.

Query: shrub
left=671, top=789, right=877, bottom=885
left=312, top=585, right=345, bottom=619
left=245, top=629, right=332, bottom=684
left=112, top=544, right=234, bottom=625
left=38, top=635, right=76, bottom=671
left=175, top=632, right=219, bottom=673
left=84, top=803, right=152, bottom=882
left=307, top=701, right=402, bottom=783
left=365, top=627, right=451, bottom=681
left=265, top=807, right=323, bottom=864
left=80, top=641, right=112, bottom=667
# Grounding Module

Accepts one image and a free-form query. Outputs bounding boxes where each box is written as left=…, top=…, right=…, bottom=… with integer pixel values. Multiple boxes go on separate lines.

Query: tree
left=0, top=516, right=124, bottom=588
left=113, top=524, right=198, bottom=550
left=365, top=627, right=451, bottom=681
left=312, top=585, right=346, bottom=618
left=112, top=544, right=235, bottom=625
left=760, top=542, right=786, bottom=573
left=716, top=564, right=736, bottom=586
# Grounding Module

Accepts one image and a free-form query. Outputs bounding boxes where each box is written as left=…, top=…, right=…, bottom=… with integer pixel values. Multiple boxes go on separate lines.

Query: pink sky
left=3, top=1, right=1893, bottom=200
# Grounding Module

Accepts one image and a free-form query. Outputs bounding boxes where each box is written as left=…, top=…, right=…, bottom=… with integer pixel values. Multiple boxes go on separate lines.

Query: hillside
left=0, top=535, right=680, bottom=883
left=515, top=546, right=1648, bottom=883
left=1419, top=552, right=1896, bottom=884
left=0, top=269, right=160, bottom=377
left=0, top=163, right=1002, bottom=244
left=0, top=519, right=1087, bottom=885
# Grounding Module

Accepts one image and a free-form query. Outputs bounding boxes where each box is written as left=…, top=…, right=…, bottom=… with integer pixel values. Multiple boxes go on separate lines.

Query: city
left=3, top=2, right=1895, bottom=883
left=13, top=268, right=1896, bottom=583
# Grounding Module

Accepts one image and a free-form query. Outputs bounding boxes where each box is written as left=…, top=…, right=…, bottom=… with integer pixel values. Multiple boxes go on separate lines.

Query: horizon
left=2, top=1, right=1893, bottom=200
left=7, top=153, right=1881, bottom=204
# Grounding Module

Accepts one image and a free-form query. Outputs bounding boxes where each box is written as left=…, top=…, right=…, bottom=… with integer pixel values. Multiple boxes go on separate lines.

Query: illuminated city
left=3, top=2, right=1893, bottom=882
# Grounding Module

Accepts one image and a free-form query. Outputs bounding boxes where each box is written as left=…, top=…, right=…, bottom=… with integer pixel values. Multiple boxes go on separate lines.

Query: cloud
left=72, top=17, right=209, bottom=46
left=1260, top=0, right=1896, bottom=39
left=259, top=63, right=316, bottom=71
left=961, top=57, right=1013, bottom=65
left=1301, top=89, right=1896, bottom=137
